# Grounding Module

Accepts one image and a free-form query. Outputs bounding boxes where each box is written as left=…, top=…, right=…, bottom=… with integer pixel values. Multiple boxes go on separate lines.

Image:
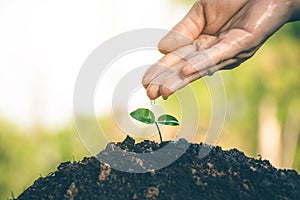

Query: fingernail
left=181, top=65, right=194, bottom=77
left=147, top=84, right=160, bottom=100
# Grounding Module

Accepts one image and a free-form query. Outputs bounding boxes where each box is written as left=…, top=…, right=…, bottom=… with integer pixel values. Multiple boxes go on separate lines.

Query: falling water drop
left=150, top=99, right=155, bottom=107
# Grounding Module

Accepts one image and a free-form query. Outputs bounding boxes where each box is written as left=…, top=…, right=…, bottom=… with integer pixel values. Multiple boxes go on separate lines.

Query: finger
left=145, top=55, right=239, bottom=100
left=193, top=34, right=218, bottom=50
left=142, top=44, right=196, bottom=88
left=145, top=60, right=188, bottom=99
left=146, top=71, right=177, bottom=100
left=181, top=29, right=254, bottom=76
left=142, top=62, right=168, bottom=90
left=158, top=71, right=193, bottom=100
left=159, top=58, right=240, bottom=99
left=158, top=1, right=205, bottom=54
left=216, top=58, right=240, bottom=71
left=146, top=57, right=239, bottom=100
left=146, top=83, right=161, bottom=100
left=158, top=66, right=218, bottom=99
left=143, top=34, right=218, bottom=88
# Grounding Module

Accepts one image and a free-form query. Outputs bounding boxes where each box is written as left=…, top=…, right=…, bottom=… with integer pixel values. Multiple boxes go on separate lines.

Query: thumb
left=158, top=1, right=205, bottom=54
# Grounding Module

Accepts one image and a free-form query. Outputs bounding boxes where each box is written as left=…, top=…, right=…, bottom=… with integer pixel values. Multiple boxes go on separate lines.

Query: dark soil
left=17, top=136, right=300, bottom=200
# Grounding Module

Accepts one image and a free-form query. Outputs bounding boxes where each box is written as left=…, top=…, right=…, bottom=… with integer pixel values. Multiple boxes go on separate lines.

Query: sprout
left=130, top=108, right=179, bottom=143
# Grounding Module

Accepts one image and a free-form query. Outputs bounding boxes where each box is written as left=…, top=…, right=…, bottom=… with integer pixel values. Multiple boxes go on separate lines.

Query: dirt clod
left=16, top=136, right=300, bottom=200
left=99, top=163, right=111, bottom=181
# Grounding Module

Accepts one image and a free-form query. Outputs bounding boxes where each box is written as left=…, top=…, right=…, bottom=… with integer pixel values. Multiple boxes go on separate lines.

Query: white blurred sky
left=0, top=0, right=189, bottom=128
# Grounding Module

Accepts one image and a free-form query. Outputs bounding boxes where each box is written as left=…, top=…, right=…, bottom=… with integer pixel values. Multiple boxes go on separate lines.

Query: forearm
left=289, top=0, right=300, bottom=21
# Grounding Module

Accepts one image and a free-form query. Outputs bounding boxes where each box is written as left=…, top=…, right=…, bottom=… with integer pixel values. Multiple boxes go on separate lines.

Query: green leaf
left=157, top=114, right=179, bottom=126
left=130, top=108, right=155, bottom=124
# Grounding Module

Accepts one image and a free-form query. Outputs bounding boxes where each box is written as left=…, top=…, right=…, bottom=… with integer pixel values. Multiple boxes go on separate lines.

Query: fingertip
left=181, top=64, right=195, bottom=77
left=143, top=83, right=149, bottom=90
left=142, top=61, right=170, bottom=89
left=159, top=86, right=173, bottom=101
left=142, top=78, right=150, bottom=89
left=158, top=49, right=169, bottom=55
left=146, top=84, right=161, bottom=100
left=142, top=64, right=160, bottom=89
left=158, top=40, right=171, bottom=54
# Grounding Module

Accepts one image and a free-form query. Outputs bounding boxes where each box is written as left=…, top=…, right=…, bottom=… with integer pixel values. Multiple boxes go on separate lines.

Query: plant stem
left=155, top=122, right=162, bottom=143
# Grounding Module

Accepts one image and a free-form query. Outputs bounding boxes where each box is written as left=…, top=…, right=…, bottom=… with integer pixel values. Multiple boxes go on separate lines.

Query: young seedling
left=130, top=108, right=179, bottom=143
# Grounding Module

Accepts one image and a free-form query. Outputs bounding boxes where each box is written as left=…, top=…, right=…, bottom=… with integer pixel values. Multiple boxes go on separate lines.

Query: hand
left=143, top=0, right=295, bottom=100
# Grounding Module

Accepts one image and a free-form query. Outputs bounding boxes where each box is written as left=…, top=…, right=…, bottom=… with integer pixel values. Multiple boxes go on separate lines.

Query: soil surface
left=17, top=136, right=300, bottom=200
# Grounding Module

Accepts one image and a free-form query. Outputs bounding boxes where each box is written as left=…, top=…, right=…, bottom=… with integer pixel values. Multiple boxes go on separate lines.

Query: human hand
left=143, top=0, right=295, bottom=100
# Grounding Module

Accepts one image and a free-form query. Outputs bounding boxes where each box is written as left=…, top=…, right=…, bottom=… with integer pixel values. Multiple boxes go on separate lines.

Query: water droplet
left=150, top=99, right=155, bottom=107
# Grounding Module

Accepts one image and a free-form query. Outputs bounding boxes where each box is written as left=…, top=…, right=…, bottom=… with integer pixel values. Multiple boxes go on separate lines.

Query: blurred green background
left=1, top=0, right=300, bottom=199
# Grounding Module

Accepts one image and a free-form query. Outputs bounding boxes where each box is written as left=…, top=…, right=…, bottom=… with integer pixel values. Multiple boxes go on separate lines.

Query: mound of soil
left=17, top=136, right=300, bottom=200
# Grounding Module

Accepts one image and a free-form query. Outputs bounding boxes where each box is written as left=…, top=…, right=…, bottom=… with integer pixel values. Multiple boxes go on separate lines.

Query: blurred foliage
left=218, top=21, right=300, bottom=152
left=0, top=120, right=89, bottom=199
left=0, top=1, right=300, bottom=198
